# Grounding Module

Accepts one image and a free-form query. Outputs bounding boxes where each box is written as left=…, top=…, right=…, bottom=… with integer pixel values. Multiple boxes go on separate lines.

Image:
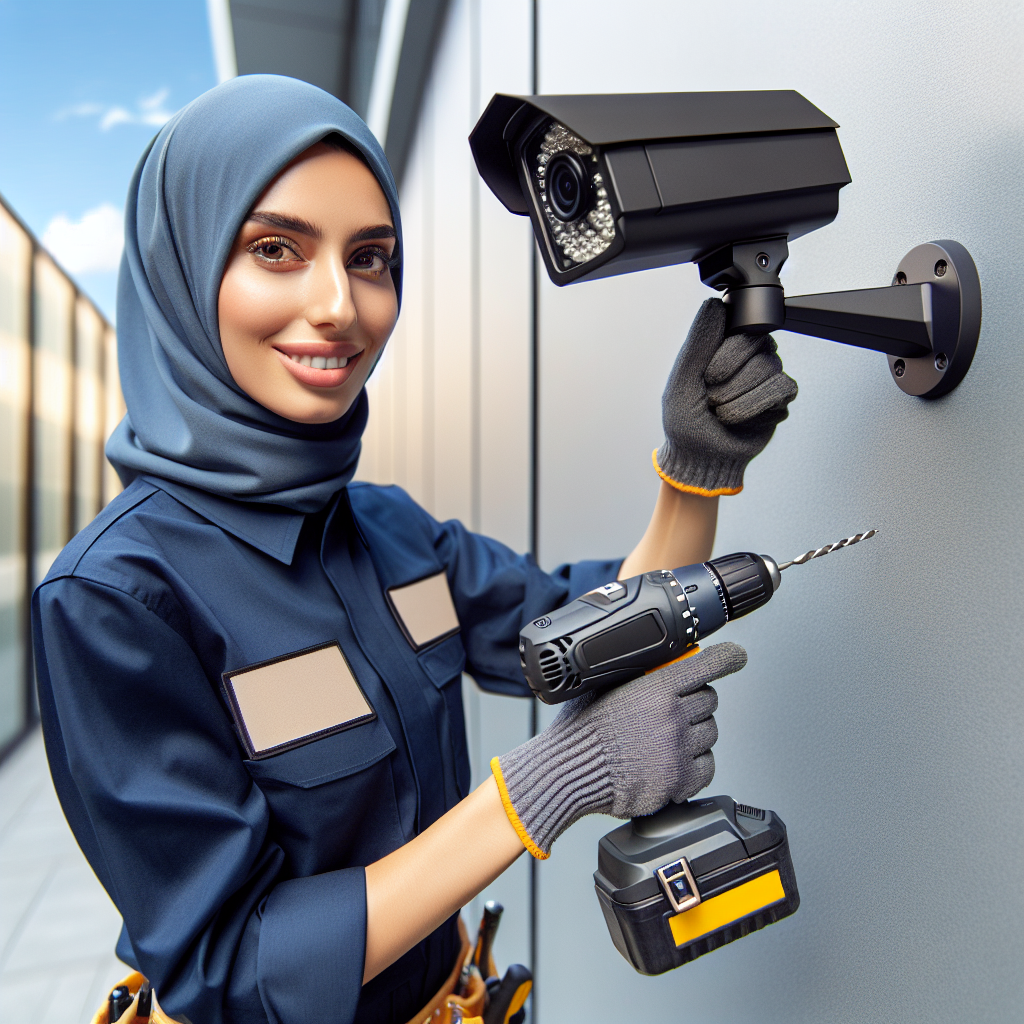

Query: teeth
left=287, top=353, right=350, bottom=369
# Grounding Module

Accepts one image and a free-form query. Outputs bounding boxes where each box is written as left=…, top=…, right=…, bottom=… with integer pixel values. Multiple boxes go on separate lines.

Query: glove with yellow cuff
left=655, top=298, right=798, bottom=497
left=491, top=642, right=747, bottom=859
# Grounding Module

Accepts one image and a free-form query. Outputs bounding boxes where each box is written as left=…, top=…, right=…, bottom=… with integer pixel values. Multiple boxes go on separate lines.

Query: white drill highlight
left=777, top=530, right=878, bottom=572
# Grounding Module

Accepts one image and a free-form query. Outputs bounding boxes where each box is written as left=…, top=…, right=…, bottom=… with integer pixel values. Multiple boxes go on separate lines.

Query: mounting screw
left=934, top=352, right=948, bottom=371
left=756, top=252, right=771, bottom=270
left=934, top=259, right=947, bottom=277
left=893, top=359, right=906, bottom=377
left=894, top=271, right=908, bottom=285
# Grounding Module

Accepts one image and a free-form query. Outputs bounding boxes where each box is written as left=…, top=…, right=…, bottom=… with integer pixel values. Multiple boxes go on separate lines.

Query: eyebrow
left=350, top=224, right=396, bottom=243
left=248, top=211, right=322, bottom=240
left=247, top=213, right=396, bottom=246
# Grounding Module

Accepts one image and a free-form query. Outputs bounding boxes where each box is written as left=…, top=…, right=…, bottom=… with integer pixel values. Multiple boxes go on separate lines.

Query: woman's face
left=218, top=142, right=398, bottom=424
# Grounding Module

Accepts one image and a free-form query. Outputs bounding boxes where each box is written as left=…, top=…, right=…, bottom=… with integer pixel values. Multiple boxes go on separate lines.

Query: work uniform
left=33, top=476, right=618, bottom=1024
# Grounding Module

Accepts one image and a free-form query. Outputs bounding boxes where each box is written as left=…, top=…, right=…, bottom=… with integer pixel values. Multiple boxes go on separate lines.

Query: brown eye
left=246, top=236, right=303, bottom=264
left=348, top=246, right=392, bottom=277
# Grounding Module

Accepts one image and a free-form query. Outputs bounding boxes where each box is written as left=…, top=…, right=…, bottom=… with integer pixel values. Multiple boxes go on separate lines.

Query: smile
left=286, top=353, right=349, bottom=369
left=274, top=347, right=361, bottom=388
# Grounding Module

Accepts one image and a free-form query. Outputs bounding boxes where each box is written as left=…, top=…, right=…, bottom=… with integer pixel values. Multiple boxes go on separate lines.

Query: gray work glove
left=656, top=298, right=798, bottom=495
left=492, top=642, right=747, bottom=857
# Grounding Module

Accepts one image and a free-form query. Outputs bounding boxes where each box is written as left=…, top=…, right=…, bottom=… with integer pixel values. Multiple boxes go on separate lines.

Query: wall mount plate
left=887, top=240, right=981, bottom=398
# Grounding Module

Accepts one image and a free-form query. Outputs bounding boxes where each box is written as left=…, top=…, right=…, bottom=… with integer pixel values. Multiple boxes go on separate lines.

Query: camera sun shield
left=469, top=91, right=851, bottom=286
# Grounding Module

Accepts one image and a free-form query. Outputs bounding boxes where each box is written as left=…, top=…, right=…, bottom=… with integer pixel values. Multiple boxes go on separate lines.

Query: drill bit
left=778, top=529, right=877, bottom=571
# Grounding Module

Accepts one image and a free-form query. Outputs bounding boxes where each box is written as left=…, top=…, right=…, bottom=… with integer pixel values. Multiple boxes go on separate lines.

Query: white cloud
left=139, top=88, right=169, bottom=112
left=42, top=204, right=124, bottom=275
left=99, top=107, right=134, bottom=131
left=55, top=88, right=174, bottom=131
left=64, top=102, right=103, bottom=117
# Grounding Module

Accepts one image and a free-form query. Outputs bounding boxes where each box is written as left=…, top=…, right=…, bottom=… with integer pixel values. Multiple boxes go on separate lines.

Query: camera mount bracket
left=698, top=237, right=790, bottom=336
left=705, top=238, right=981, bottom=399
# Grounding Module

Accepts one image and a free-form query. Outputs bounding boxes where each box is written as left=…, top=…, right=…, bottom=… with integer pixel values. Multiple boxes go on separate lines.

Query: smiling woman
left=29, top=74, right=735, bottom=1024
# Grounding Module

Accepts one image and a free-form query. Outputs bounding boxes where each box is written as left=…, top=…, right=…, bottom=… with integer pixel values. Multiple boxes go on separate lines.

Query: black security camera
left=470, top=91, right=981, bottom=398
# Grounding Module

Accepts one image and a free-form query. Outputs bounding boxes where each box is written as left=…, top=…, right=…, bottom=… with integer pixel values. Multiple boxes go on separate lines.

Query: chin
left=281, top=395, right=358, bottom=425
left=249, top=371, right=364, bottom=424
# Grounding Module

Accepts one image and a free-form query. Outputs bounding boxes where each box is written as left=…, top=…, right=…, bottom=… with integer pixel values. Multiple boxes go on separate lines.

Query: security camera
left=470, top=91, right=981, bottom=398
left=470, top=91, right=849, bottom=287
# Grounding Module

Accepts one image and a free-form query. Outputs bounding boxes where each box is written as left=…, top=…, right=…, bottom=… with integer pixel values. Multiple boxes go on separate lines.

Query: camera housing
left=470, top=91, right=981, bottom=398
left=469, top=90, right=851, bottom=286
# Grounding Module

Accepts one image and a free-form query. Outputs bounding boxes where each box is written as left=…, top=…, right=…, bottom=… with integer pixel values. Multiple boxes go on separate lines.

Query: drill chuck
left=520, top=551, right=781, bottom=704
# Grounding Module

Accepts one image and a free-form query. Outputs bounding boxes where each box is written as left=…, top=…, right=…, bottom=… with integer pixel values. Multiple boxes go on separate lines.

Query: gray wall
left=359, top=1, right=1024, bottom=1019
left=360, top=0, right=536, bottom=972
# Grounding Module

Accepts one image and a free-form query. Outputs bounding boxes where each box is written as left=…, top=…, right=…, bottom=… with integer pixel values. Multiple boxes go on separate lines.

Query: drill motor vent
left=534, top=637, right=581, bottom=692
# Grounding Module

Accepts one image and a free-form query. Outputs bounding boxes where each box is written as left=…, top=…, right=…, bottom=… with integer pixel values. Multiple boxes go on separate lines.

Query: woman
left=32, top=75, right=796, bottom=1024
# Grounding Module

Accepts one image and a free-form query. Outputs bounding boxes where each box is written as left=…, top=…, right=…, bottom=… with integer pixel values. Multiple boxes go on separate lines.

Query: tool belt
left=90, top=971, right=171, bottom=1024
left=94, top=908, right=534, bottom=1024
left=403, top=916, right=486, bottom=1024
left=92, top=920, right=487, bottom=1024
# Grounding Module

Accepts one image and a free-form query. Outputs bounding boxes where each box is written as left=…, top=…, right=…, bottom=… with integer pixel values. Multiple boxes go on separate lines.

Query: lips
left=274, top=346, right=361, bottom=388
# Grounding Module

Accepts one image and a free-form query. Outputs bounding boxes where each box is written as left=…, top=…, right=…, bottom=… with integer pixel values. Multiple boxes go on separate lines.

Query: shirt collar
left=143, top=476, right=308, bottom=564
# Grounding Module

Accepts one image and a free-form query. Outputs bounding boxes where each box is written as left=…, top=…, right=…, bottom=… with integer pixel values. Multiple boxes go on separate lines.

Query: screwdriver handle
left=108, top=986, right=132, bottom=1023
left=483, top=964, right=532, bottom=1024
left=137, top=982, right=153, bottom=1020
left=473, top=900, right=503, bottom=980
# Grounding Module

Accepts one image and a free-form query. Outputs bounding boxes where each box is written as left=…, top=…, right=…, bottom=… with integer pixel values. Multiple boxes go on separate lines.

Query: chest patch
left=386, top=570, right=460, bottom=650
left=222, top=642, right=376, bottom=759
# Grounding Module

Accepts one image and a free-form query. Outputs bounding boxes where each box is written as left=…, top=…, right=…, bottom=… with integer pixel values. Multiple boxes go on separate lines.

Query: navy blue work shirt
left=32, top=477, right=619, bottom=1024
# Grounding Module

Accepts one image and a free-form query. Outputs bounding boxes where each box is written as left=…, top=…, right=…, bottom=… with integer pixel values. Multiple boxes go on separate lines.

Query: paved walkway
left=0, top=728, right=125, bottom=1023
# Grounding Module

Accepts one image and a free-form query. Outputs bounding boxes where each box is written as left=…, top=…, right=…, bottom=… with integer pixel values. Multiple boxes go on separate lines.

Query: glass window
left=33, top=253, right=74, bottom=584
left=73, top=298, right=105, bottom=533
left=103, top=326, right=124, bottom=505
left=0, top=205, right=31, bottom=750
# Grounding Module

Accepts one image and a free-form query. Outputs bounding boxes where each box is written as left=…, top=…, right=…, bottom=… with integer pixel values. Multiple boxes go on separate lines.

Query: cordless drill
left=519, top=531, right=875, bottom=704
left=517, top=531, right=876, bottom=974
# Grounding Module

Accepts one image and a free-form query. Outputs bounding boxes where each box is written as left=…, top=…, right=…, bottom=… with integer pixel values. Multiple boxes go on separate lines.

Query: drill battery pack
left=593, top=795, right=799, bottom=975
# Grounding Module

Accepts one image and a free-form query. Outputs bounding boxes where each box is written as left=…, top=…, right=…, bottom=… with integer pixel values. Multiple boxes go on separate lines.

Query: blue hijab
left=106, top=75, right=402, bottom=512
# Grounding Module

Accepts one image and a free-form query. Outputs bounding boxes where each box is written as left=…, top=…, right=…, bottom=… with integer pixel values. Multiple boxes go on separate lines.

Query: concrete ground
left=0, top=728, right=125, bottom=1023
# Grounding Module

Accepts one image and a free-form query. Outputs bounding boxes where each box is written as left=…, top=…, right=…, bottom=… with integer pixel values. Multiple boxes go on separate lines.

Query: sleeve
left=32, top=577, right=367, bottom=1024
left=432, top=519, right=622, bottom=697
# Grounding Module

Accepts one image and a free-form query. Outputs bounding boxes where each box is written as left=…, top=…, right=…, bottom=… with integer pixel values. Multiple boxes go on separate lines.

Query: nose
left=305, top=249, right=357, bottom=335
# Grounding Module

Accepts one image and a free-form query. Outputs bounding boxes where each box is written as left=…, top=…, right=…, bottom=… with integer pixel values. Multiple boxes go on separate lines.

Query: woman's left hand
left=656, top=297, right=798, bottom=497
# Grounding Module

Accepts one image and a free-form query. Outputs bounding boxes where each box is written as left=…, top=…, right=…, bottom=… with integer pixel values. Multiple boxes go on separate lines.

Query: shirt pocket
left=418, top=632, right=467, bottom=687
left=242, top=715, right=396, bottom=789
left=418, top=633, right=471, bottom=797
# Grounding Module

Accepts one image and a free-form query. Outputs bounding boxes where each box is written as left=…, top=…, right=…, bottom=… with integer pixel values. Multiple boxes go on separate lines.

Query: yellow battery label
left=669, top=869, right=786, bottom=947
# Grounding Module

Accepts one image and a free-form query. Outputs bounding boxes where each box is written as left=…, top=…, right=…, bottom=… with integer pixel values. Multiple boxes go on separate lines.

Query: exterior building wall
left=358, top=2, right=1024, bottom=1019
left=0, top=196, right=121, bottom=755
left=360, top=0, right=537, bottom=973
left=0, top=204, right=32, bottom=753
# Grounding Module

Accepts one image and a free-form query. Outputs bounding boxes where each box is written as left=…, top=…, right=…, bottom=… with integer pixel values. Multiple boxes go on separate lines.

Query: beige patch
left=387, top=571, right=460, bottom=650
left=223, top=643, right=375, bottom=758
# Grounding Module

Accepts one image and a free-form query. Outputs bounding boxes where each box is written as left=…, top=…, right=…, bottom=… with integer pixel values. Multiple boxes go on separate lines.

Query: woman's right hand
left=492, top=642, right=748, bottom=857
left=362, top=642, right=747, bottom=982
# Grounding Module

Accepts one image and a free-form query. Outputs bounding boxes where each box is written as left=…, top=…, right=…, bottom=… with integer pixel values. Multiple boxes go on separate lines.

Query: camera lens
left=546, top=153, right=590, bottom=221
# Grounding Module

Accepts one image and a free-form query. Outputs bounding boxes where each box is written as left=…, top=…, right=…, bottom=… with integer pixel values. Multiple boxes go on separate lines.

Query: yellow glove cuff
left=652, top=449, right=743, bottom=497
left=490, top=756, right=549, bottom=861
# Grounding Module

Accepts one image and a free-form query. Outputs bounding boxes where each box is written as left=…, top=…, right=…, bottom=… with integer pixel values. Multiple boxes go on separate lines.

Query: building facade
left=0, top=197, right=123, bottom=758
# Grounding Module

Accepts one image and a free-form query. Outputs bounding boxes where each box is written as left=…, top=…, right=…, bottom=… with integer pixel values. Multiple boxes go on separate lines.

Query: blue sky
left=0, top=0, right=218, bottom=321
